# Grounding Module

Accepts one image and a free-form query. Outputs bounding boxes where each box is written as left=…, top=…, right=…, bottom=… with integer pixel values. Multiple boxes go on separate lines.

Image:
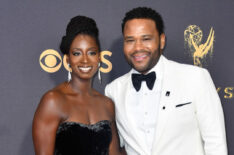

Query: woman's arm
left=106, top=99, right=127, bottom=155
left=109, top=120, right=127, bottom=155
left=32, top=91, right=62, bottom=155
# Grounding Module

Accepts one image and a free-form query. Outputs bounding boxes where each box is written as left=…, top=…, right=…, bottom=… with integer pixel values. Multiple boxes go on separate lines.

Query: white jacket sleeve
left=195, top=69, right=227, bottom=155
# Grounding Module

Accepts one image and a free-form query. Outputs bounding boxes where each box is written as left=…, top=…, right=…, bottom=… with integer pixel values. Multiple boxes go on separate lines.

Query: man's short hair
left=122, top=7, right=165, bottom=35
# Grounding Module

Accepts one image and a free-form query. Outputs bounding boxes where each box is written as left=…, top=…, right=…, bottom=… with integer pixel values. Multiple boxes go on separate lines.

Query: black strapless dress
left=55, top=120, right=112, bottom=155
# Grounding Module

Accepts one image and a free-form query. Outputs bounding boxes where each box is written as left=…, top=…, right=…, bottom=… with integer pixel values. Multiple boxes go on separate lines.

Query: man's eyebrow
left=124, top=34, right=153, bottom=40
left=142, top=34, right=153, bottom=37
left=124, top=36, right=134, bottom=40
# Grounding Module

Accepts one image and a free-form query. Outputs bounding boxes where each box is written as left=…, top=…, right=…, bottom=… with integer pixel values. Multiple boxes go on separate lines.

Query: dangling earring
left=98, top=63, right=101, bottom=84
left=68, top=71, right=71, bottom=82
left=68, top=64, right=71, bottom=82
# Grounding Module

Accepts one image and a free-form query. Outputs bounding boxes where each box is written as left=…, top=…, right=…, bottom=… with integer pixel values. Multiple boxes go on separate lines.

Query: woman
left=33, top=16, right=123, bottom=155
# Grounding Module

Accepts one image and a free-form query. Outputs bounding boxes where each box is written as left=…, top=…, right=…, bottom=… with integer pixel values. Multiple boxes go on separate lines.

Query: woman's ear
left=64, top=54, right=72, bottom=72
left=66, top=54, right=70, bottom=65
left=98, top=52, right=101, bottom=63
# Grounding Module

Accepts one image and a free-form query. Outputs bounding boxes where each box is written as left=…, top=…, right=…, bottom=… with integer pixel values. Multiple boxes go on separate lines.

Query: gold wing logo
left=184, top=25, right=215, bottom=67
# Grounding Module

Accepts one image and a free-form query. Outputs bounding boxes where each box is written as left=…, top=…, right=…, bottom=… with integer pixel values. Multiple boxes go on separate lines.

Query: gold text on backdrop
left=39, top=49, right=62, bottom=73
left=39, top=49, right=112, bottom=73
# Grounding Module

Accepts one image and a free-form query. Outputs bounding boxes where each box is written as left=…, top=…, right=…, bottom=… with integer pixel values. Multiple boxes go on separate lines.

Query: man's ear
left=160, top=33, right=166, bottom=50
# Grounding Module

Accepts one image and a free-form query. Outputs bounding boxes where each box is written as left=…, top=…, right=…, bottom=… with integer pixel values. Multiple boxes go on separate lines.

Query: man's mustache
left=131, top=50, right=150, bottom=56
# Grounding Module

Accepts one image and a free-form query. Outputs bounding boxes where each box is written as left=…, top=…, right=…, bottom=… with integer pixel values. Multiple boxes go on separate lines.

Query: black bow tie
left=132, top=72, right=156, bottom=92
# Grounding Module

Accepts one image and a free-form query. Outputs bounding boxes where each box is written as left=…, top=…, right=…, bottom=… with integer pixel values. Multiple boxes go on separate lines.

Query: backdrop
left=0, top=0, right=233, bottom=154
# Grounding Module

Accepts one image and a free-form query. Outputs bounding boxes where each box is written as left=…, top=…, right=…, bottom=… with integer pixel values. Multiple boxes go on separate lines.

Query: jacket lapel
left=116, top=71, right=148, bottom=155
left=151, top=56, right=178, bottom=154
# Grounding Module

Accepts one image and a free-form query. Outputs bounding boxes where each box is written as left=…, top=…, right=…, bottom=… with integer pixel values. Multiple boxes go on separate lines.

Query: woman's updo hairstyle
left=60, top=15, right=100, bottom=55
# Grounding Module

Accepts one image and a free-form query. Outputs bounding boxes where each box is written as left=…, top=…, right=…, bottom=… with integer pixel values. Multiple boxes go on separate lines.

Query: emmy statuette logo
left=184, top=25, right=233, bottom=100
left=184, top=25, right=215, bottom=67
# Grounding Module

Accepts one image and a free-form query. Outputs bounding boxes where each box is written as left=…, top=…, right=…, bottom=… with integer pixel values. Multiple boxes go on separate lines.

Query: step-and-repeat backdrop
left=1, top=0, right=233, bottom=154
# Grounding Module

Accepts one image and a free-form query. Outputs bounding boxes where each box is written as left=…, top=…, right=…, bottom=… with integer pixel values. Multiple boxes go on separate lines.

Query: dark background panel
left=0, top=0, right=233, bottom=154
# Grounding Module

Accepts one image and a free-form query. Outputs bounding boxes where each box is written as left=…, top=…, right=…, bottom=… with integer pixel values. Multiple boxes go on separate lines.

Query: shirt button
left=147, top=130, right=150, bottom=133
left=145, top=112, right=148, bottom=115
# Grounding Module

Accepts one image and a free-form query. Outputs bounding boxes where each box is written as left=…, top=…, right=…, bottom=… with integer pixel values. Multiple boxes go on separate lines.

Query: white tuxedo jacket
left=105, top=56, right=227, bottom=155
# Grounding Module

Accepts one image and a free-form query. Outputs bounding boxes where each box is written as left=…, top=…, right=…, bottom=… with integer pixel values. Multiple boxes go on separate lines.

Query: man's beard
left=125, top=46, right=161, bottom=74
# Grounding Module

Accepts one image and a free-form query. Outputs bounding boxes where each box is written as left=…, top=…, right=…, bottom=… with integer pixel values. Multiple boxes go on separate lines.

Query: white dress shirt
left=126, top=56, right=164, bottom=154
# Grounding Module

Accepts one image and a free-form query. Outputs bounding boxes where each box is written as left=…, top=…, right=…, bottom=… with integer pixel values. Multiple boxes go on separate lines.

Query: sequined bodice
left=55, top=120, right=112, bottom=155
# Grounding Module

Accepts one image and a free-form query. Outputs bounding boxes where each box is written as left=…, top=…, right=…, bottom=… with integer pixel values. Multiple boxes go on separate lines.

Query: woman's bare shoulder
left=36, top=83, right=68, bottom=116
left=93, top=89, right=114, bottom=104
left=93, top=90, right=115, bottom=118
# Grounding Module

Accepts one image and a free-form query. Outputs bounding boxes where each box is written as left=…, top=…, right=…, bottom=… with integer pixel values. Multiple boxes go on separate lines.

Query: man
left=105, top=7, right=227, bottom=155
